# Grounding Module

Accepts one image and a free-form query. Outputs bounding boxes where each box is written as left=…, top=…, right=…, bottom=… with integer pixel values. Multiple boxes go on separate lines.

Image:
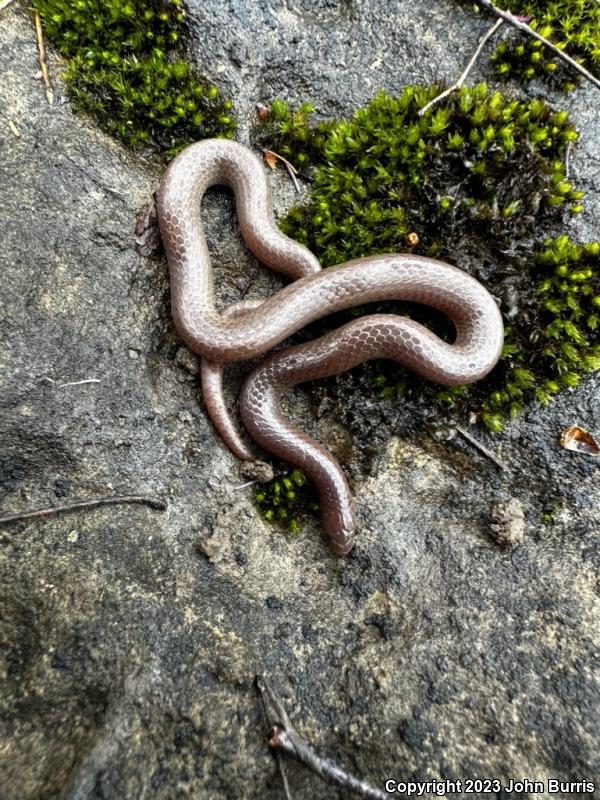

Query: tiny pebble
left=488, top=498, right=525, bottom=548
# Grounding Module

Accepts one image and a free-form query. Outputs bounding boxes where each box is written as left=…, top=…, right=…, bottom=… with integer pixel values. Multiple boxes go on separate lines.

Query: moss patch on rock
left=253, top=469, right=319, bottom=534
left=482, top=236, right=599, bottom=430
left=33, top=0, right=235, bottom=153
left=255, top=85, right=598, bottom=434
left=486, top=0, right=600, bottom=90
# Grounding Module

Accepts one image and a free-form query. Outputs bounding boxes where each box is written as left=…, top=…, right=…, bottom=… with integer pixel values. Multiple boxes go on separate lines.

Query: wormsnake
left=156, top=139, right=504, bottom=555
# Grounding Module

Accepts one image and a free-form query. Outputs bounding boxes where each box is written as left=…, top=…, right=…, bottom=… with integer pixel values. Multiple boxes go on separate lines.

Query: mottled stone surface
left=1, top=2, right=599, bottom=799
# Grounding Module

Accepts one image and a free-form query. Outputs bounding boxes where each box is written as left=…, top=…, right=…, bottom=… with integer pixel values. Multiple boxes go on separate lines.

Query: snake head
left=330, top=530, right=355, bottom=556
left=322, top=505, right=356, bottom=556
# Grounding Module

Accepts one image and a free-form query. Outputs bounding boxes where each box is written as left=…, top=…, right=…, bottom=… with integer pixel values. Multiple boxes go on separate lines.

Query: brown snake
left=156, top=139, right=504, bottom=555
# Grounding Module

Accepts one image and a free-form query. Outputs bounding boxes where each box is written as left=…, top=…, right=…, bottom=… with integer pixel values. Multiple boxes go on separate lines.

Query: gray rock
left=240, top=459, right=276, bottom=483
left=1, top=2, right=599, bottom=799
left=174, top=346, right=200, bottom=377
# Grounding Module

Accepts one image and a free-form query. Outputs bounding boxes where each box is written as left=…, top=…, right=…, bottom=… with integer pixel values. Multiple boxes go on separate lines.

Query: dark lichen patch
left=257, top=86, right=597, bottom=431
left=253, top=468, right=319, bottom=534
left=33, top=0, right=235, bottom=153
left=487, top=0, right=600, bottom=90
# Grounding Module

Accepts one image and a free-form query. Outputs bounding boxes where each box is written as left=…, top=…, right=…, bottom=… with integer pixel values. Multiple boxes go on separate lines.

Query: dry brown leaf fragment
left=256, top=103, right=269, bottom=121
left=560, top=426, right=600, bottom=456
left=263, top=150, right=279, bottom=170
left=263, top=149, right=301, bottom=192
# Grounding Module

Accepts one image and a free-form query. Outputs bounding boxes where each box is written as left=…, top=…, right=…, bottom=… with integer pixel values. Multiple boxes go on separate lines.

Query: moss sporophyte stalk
left=33, top=0, right=235, bottom=153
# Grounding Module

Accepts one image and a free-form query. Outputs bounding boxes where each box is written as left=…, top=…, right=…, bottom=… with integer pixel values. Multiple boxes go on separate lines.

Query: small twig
left=33, top=10, right=54, bottom=105
left=58, top=378, right=101, bottom=388
left=419, top=19, right=504, bottom=116
left=475, top=0, right=600, bottom=90
left=256, top=678, right=293, bottom=800
left=263, top=150, right=302, bottom=193
left=8, top=120, right=21, bottom=138
left=456, top=425, right=508, bottom=471
left=232, top=472, right=283, bottom=491
left=0, top=495, right=167, bottom=527
left=564, top=140, right=572, bottom=180
left=233, top=479, right=262, bottom=491
left=257, top=676, right=388, bottom=800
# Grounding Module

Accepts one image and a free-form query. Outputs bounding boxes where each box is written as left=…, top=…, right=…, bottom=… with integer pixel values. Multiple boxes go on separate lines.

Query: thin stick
left=475, top=0, right=600, bottom=90
left=233, top=472, right=283, bottom=491
left=257, top=676, right=388, bottom=800
left=8, top=120, right=21, bottom=138
left=0, top=495, right=167, bottom=526
left=564, top=140, right=572, bottom=180
left=419, top=19, right=504, bottom=116
left=233, top=479, right=262, bottom=491
left=256, top=678, right=293, bottom=800
left=58, top=379, right=101, bottom=388
left=456, top=425, right=508, bottom=471
left=263, top=150, right=302, bottom=193
left=33, top=10, right=54, bottom=105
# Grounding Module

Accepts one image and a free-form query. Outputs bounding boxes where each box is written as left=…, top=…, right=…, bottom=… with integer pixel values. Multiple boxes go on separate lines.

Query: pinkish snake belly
left=156, top=139, right=504, bottom=555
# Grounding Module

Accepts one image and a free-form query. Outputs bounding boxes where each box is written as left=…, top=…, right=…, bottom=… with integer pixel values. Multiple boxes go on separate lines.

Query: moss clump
left=33, top=0, right=235, bottom=152
left=489, top=1, right=600, bottom=89
left=481, top=236, right=600, bottom=431
left=253, top=469, right=319, bottom=534
left=257, top=86, right=598, bottom=430
left=260, top=86, right=580, bottom=265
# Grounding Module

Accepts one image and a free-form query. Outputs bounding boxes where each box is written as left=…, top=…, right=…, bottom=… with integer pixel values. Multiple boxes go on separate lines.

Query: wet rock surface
left=1, top=2, right=599, bottom=799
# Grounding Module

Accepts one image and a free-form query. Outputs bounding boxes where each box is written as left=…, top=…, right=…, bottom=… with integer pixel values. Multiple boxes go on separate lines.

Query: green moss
left=257, top=86, right=598, bottom=431
left=253, top=469, right=319, bottom=533
left=488, top=1, right=600, bottom=89
left=481, top=236, right=600, bottom=430
left=33, top=0, right=235, bottom=153
left=260, top=86, right=580, bottom=264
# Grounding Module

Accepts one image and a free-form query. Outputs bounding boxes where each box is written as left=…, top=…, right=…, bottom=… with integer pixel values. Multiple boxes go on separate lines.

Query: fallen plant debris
left=256, top=102, right=270, bottom=122
left=419, top=18, right=504, bottom=117
left=474, top=0, right=600, bottom=90
left=263, top=148, right=302, bottom=192
left=560, top=425, right=600, bottom=456
left=256, top=675, right=388, bottom=800
left=256, top=676, right=292, bottom=799
left=0, top=494, right=167, bottom=527
left=456, top=424, right=508, bottom=471
left=33, top=9, right=53, bottom=104
left=44, top=376, right=101, bottom=388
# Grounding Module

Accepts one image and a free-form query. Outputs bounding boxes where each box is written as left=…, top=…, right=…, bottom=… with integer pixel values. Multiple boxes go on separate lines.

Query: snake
left=156, top=138, right=504, bottom=555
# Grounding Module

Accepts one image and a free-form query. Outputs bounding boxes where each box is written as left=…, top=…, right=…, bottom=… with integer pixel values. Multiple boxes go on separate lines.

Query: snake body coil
left=157, top=139, right=504, bottom=555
